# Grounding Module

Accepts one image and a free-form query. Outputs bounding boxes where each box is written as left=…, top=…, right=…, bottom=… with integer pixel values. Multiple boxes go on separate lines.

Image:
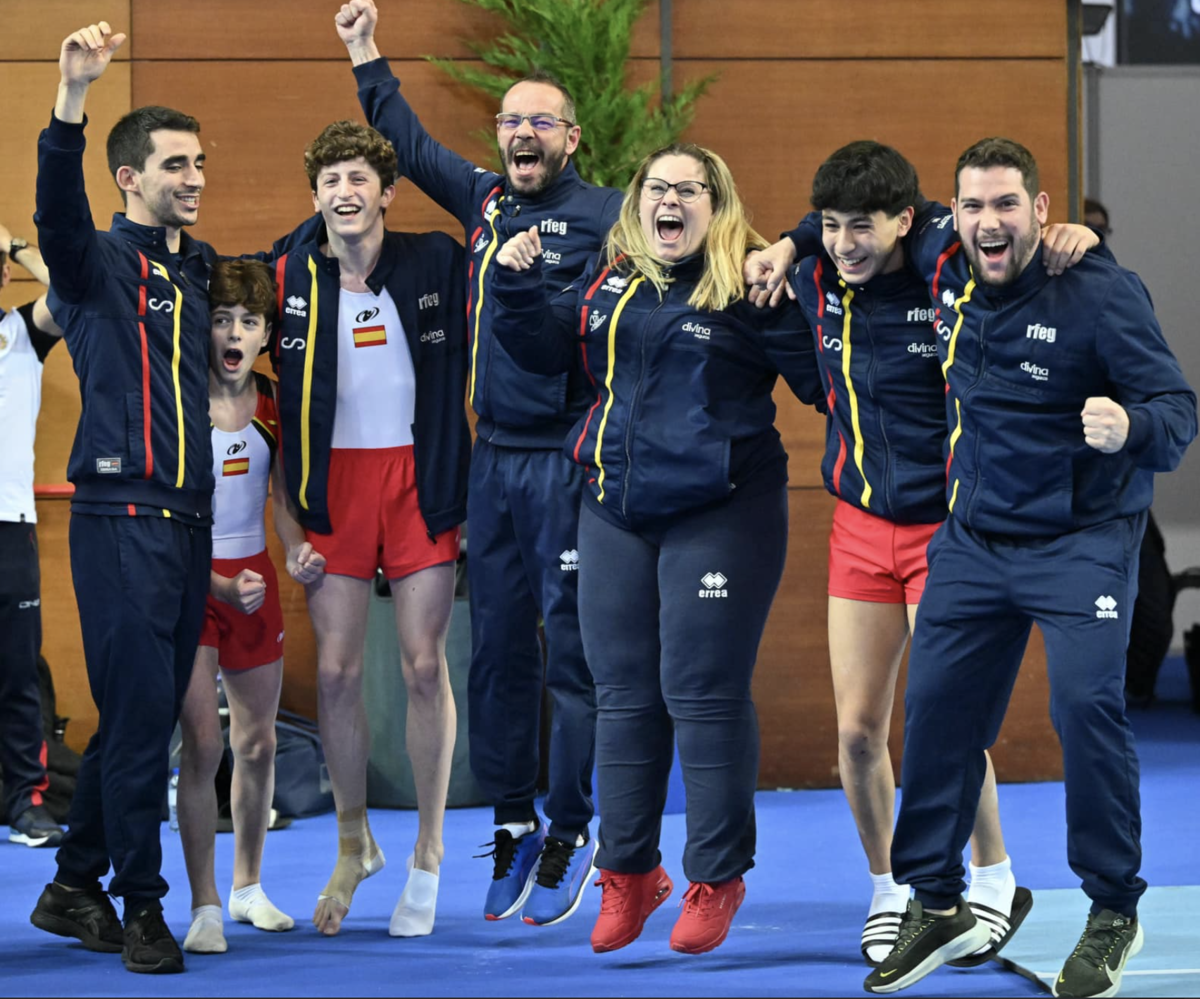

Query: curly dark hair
left=304, top=120, right=398, bottom=192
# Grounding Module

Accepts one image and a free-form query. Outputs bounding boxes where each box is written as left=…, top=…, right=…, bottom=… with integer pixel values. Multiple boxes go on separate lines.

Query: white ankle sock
left=229, top=882, right=295, bottom=932
left=967, top=857, right=1016, bottom=955
left=389, top=855, right=439, bottom=937
left=501, top=821, right=536, bottom=839
left=183, top=904, right=227, bottom=954
left=864, top=872, right=909, bottom=964
left=868, top=871, right=910, bottom=916
left=967, top=857, right=1016, bottom=914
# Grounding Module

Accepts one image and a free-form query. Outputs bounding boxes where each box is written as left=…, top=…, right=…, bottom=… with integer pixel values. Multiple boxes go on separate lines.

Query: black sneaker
left=9, top=805, right=65, bottom=847
left=122, top=901, right=184, bottom=974
left=1053, top=909, right=1144, bottom=998
left=30, top=881, right=124, bottom=952
left=863, top=898, right=990, bottom=993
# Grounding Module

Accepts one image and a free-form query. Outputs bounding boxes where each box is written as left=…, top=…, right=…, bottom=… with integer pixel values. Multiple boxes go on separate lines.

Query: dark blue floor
left=3, top=658, right=1197, bottom=997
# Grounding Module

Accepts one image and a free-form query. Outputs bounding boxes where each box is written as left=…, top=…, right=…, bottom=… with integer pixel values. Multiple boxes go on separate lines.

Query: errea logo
left=560, top=549, right=580, bottom=571
left=824, top=291, right=844, bottom=316
left=941, top=289, right=956, bottom=308
left=699, top=572, right=728, bottom=598
left=683, top=321, right=711, bottom=341
left=484, top=199, right=498, bottom=220
left=602, top=275, right=629, bottom=294
left=1095, top=595, right=1118, bottom=619
left=285, top=295, right=308, bottom=317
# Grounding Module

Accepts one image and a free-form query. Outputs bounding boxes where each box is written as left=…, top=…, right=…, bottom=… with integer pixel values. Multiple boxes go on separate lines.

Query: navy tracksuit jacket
left=35, top=114, right=214, bottom=903
left=355, top=56, right=622, bottom=836
left=892, top=211, right=1197, bottom=914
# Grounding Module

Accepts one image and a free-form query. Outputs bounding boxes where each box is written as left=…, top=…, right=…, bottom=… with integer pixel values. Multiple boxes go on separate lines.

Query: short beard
left=505, top=149, right=568, bottom=197
left=968, top=223, right=1040, bottom=286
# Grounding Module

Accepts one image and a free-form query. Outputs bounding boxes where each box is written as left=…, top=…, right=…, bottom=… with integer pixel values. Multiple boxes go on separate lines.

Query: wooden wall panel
left=673, top=0, right=1066, bottom=59
left=755, top=489, right=1062, bottom=788
left=0, top=1, right=132, bottom=61
left=680, top=59, right=1070, bottom=244
left=0, top=62, right=130, bottom=254
left=129, top=0, right=660, bottom=61
left=131, top=60, right=497, bottom=253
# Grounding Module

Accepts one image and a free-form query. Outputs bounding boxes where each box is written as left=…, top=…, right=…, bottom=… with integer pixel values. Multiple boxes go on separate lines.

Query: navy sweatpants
left=892, top=512, right=1147, bottom=915
left=578, top=484, right=789, bottom=883
left=466, top=438, right=595, bottom=840
left=0, top=521, right=48, bottom=823
left=55, top=513, right=210, bottom=902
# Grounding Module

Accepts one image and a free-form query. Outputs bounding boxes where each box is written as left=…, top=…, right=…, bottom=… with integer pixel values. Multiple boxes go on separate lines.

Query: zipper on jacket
left=620, top=292, right=666, bottom=523
left=963, top=313, right=990, bottom=524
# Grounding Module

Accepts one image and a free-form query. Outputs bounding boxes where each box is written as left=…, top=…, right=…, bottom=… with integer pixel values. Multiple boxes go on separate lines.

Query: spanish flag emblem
left=353, top=324, right=387, bottom=348
left=223, top=457, right=250, bottom=476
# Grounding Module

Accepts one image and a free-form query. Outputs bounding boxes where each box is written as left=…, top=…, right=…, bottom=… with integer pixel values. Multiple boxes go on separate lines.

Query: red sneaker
left=590, top=866, right=674, bottom=953
left=668, top=877, right=746, bottom=954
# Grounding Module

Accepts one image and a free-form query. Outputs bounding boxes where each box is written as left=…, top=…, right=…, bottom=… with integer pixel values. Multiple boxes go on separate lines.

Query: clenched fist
left=1082, top=396, right=1129, bottom=453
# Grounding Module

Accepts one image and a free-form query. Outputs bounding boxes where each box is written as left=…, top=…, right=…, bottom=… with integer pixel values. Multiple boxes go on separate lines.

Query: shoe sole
left=30, top=909, right=124, bottom=954
left=522, top=860, right=598, bottom=927
left=865, top=920, right=991, bottom=993
left=122, top=953, right=185, bottom=974
left=1051, top=922, right=1144, bottom=999
left=485, top=864, right=540, bottom=921
left=669, top=883, right=747, bottom=955
left=9, top=831, right=63, bottom=847
left=948, top=886, right=1035, bottom=967
left=591, top=880, right=674, bottom=953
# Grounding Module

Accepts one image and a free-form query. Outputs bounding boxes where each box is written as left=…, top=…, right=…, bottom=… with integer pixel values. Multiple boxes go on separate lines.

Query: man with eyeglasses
left=336, top=0, right=620, bottom=929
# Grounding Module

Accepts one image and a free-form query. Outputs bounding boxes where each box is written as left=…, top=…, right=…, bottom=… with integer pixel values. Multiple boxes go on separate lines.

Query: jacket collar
left=970, top=243, right=1051, bottom=307
left=300, top=226, right=400, bottom=297
left=502, top=159, right=583, bottom=206
left=110, top=212, right=204, bottom=264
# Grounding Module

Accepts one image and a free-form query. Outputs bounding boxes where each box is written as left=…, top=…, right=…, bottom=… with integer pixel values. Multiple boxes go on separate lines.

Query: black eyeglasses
left=642, top=179, right=710, bottom=203
left=495, top=113, right=575, bottom=132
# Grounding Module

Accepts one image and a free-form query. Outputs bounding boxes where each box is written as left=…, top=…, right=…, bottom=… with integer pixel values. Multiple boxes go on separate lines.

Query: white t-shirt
left=331, top=287, right=416, bottom=449
left=0, top=304, right=56, bottom=524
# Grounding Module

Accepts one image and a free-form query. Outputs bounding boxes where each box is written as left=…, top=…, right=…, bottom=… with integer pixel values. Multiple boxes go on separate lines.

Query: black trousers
left=55, top=513, right=210, bottom=903
left=0, top=520, right=47, bottom=823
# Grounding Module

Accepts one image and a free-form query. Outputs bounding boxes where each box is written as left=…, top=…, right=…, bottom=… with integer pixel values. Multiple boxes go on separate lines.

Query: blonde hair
left=605, top=143, right=765, bottom=312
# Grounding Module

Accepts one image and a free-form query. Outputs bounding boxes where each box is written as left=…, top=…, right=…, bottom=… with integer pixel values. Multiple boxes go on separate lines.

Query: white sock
left=229, top=882, right=295, bottom=932
left=501, top=821, right=536, bottom=839
left=183, top=904, right=227, bottom=954
left=868, top=871, right=910, bottom=916
left=389, top=855, right=439, bottom=938
left=967, top=857, right=1016, bottom=954
left=864, top=872, right=909, bottom=964
left=967, top=857, right=1016, bottom=914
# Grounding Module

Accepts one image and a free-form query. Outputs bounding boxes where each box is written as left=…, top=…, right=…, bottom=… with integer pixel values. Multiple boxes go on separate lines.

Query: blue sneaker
left=522, top=834, right=598, bottom=926
left=9, top=805, right=64, bottom=848
left=481, top=823, right=545, bottom=920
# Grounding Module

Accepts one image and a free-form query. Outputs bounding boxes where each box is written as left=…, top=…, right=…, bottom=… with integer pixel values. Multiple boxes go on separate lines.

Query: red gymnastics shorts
left=199, top=548, right=285, bottom=671
left=307, top=446, right=460, bottom=582
left=827, top=499, right=941, bottom=605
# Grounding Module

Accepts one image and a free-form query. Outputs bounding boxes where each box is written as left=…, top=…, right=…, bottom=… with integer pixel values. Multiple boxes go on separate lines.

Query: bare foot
left=312, top=848, right=386, bottom=936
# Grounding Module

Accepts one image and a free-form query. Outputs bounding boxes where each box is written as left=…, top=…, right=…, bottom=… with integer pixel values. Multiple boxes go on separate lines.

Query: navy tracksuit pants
left=55, top=513, right=210, bottom=903
left=0, top=521, right=48, bottom=823
left=893, top=512, right=1147, bottom=916
left=578, top=484, right=789, bottom=883
left=466, top=438, right=596, bottom=841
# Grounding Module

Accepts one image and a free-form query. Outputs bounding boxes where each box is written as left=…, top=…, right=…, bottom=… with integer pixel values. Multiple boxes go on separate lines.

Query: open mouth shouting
left=222, top=347, right=245, bottom=373
left=508, top=143, right=543, bottom=181
left=656, top=213, right=684, bottom=245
